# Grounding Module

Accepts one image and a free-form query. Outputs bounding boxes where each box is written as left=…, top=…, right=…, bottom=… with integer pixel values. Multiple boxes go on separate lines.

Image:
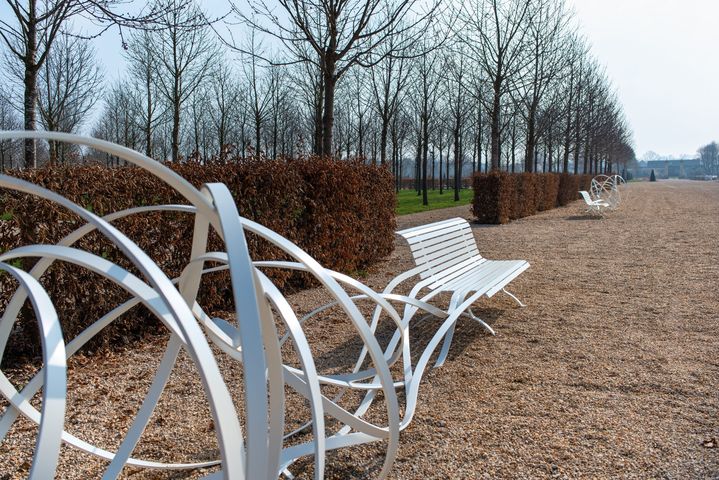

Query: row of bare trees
left=0, top=0, right=635, bottom=197
left=697, top=142, right=719, bottom=175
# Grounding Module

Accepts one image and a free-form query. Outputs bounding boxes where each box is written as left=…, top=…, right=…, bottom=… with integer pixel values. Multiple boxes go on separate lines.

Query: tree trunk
left=23, top=67, right=38, bottom=169
left=358, top=114, right=364, bottom=159
left=490, top=80, right=501, bottom=171
left=431, top=146, right=435, bottom=190
left=422, top=120, right=428, bottom=205
left=172, top=92, right=180, bottom=162
left=582, top=138, right=589, bottom=174
left=573, top=117, right=581, bottom=175
left=145, top=76, right=153, bottom=158
left=380, top=113, right=389, bottom=165
left=313, top=78, right=324, bottom=155
left=438, top=135, right=443, bottom=194
left=454, top=125, right=461, bottom=201
left=548, top=126, right=554, bottom=172
left=524, top=115, right=535, bottom=173
left=255, top=113, right=261, bottom=157
left=415, top=132, right=421, bottom=194
left=445, top=140, right=450, bottom=191
left=21, top=1, right=40, bottom=169
left=321, top=58, right=336, bottom=157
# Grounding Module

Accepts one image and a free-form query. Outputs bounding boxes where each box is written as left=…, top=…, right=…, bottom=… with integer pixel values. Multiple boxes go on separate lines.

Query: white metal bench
left=579, top=190, right=610, bottom=215
left=383, top=217, right=529, bottom=368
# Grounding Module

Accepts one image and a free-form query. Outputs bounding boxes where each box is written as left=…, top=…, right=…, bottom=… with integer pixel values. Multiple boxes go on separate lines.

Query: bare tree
left=558, top=34, right=586, bottom=173
left=240, top=0, right=437, bottom=156
left=241, top=28, right=275, bottom=157
left=152, top=0, right=219, bottom=161
left=516, top=0, right=571, bottom=172
left=36, top=33, right=102, bottom=164
left=698, top=141, right=719, bottom=176
left=0, top=93, right=22, bottom=170
left=208, top=62, right=240, bottom=157
left=413, top=43, right=442, bottom=205
left=347, top=68, right=370, bottom=159
left=125, top=30, right=163, bottom=158
left=444, top=48, right=472, bottom=200
left=288, top=53, right=324, bottom=155
left=461, top=0, right=532, bottom=170
left=92, top=80, right=143, bottom=164
left=0, top=0, right=193, bottom=167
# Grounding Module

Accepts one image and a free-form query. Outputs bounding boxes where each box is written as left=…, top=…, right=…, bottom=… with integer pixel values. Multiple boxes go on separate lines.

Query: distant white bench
left=385, top=217, right=529, bottom=368
left=579, top=190, right=610, bottom=215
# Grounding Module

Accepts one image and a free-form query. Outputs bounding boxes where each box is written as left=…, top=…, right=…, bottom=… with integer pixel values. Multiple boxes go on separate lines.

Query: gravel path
left=2, top=180, right=718, bottom=479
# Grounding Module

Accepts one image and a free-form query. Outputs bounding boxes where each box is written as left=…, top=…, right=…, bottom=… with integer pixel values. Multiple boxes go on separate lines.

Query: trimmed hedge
left=0, top=158, right=396, bottom=360
left=472, top=172, right=593, bottom=224
left=471, top=171, right=514, bottom=224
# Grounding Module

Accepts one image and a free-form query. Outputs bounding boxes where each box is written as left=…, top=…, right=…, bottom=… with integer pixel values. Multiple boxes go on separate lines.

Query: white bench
left=579, top=190, right=610, bottom=215
left=384, top=217, right=529, bottom=368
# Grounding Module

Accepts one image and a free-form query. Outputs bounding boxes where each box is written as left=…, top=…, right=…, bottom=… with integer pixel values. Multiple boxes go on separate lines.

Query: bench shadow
left=308, top=306, right=504, bottom=373
left=470, top=221, right=503, bottom=228
left=445, top=307, right=502, bottom=362
left=565, top=215, right=602, bottom=221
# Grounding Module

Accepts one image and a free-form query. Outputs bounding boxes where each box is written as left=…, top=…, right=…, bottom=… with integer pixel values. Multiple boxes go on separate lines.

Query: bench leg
left=466, top=308, right=496, bottom=335
left=502, top=288, right=526, bottom=308
left=434, top=322, right=456, bottom=368
left=434, top=307, right=498, bottom=368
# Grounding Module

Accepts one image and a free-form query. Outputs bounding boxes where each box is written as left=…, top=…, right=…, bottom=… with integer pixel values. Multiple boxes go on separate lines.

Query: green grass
left=396, top=188, right=473, bottom=215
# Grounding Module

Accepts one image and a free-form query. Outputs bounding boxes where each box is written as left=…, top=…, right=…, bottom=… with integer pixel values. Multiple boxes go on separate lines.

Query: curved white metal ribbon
left=0, top=130, right=421, bottom=480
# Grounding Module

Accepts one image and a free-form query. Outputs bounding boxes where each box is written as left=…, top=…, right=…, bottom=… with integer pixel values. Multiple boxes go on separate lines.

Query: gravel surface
left=2, top=180, right=718, bottom=479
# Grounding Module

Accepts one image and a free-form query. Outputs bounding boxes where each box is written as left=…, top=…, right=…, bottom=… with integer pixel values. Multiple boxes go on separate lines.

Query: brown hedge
left=0, top=158, right=396, bottom=361
left=512, top=173, right=538, bottom=219
left=472, top=171, right=515, bottom=224
left=472, top=172, right=594, bottom=224
left=557, top=173, right=580, bottom=206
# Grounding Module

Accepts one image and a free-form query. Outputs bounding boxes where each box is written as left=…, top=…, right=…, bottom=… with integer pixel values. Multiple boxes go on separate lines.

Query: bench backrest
left=579, top=190, right=594, bottom=204
left=397, top=218, right=483, bottom=281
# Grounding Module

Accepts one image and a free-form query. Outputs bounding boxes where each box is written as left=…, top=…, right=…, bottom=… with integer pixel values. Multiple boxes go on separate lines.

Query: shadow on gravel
left=565, top=215, right=603, bottom=221
left=470, top=222, right=503, bottom=228
left=446, top=308, right=502, bottom=362
left=308, top=306, right=502, bottom=373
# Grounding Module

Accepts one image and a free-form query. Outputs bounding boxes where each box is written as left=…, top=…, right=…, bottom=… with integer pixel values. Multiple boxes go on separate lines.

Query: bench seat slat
left=432, top=259, right=511, bottom=292
left=419, top=254, right=484, bottom=282
left=439, top=260, right=528, bottom=295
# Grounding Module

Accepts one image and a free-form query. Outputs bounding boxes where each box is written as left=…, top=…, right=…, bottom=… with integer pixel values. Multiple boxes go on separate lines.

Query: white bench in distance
left=579, top=190, right=610, bottom=215
left=386, top=217, right=529, bottom=368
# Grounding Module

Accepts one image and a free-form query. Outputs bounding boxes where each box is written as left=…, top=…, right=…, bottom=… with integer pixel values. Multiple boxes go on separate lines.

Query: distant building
left=638, top=158, right=703, bottom=179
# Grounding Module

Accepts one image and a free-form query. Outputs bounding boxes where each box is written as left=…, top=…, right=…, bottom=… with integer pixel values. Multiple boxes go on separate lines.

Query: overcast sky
left=567, top=0, right=719, bottom=158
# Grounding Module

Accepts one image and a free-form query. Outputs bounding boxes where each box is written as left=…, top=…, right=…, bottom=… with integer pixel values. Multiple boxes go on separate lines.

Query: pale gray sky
left=567, top=0, right=719, bottom=158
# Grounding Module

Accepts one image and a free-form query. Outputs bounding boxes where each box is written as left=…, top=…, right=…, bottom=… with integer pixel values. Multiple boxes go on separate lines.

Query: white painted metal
left=589, top=174, right=626, bottom=210
left=0, top=131, right=429, bottom=479
left=392, top=218, right=529, bottom=368
left=580, top=190, right=610, bottom=215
